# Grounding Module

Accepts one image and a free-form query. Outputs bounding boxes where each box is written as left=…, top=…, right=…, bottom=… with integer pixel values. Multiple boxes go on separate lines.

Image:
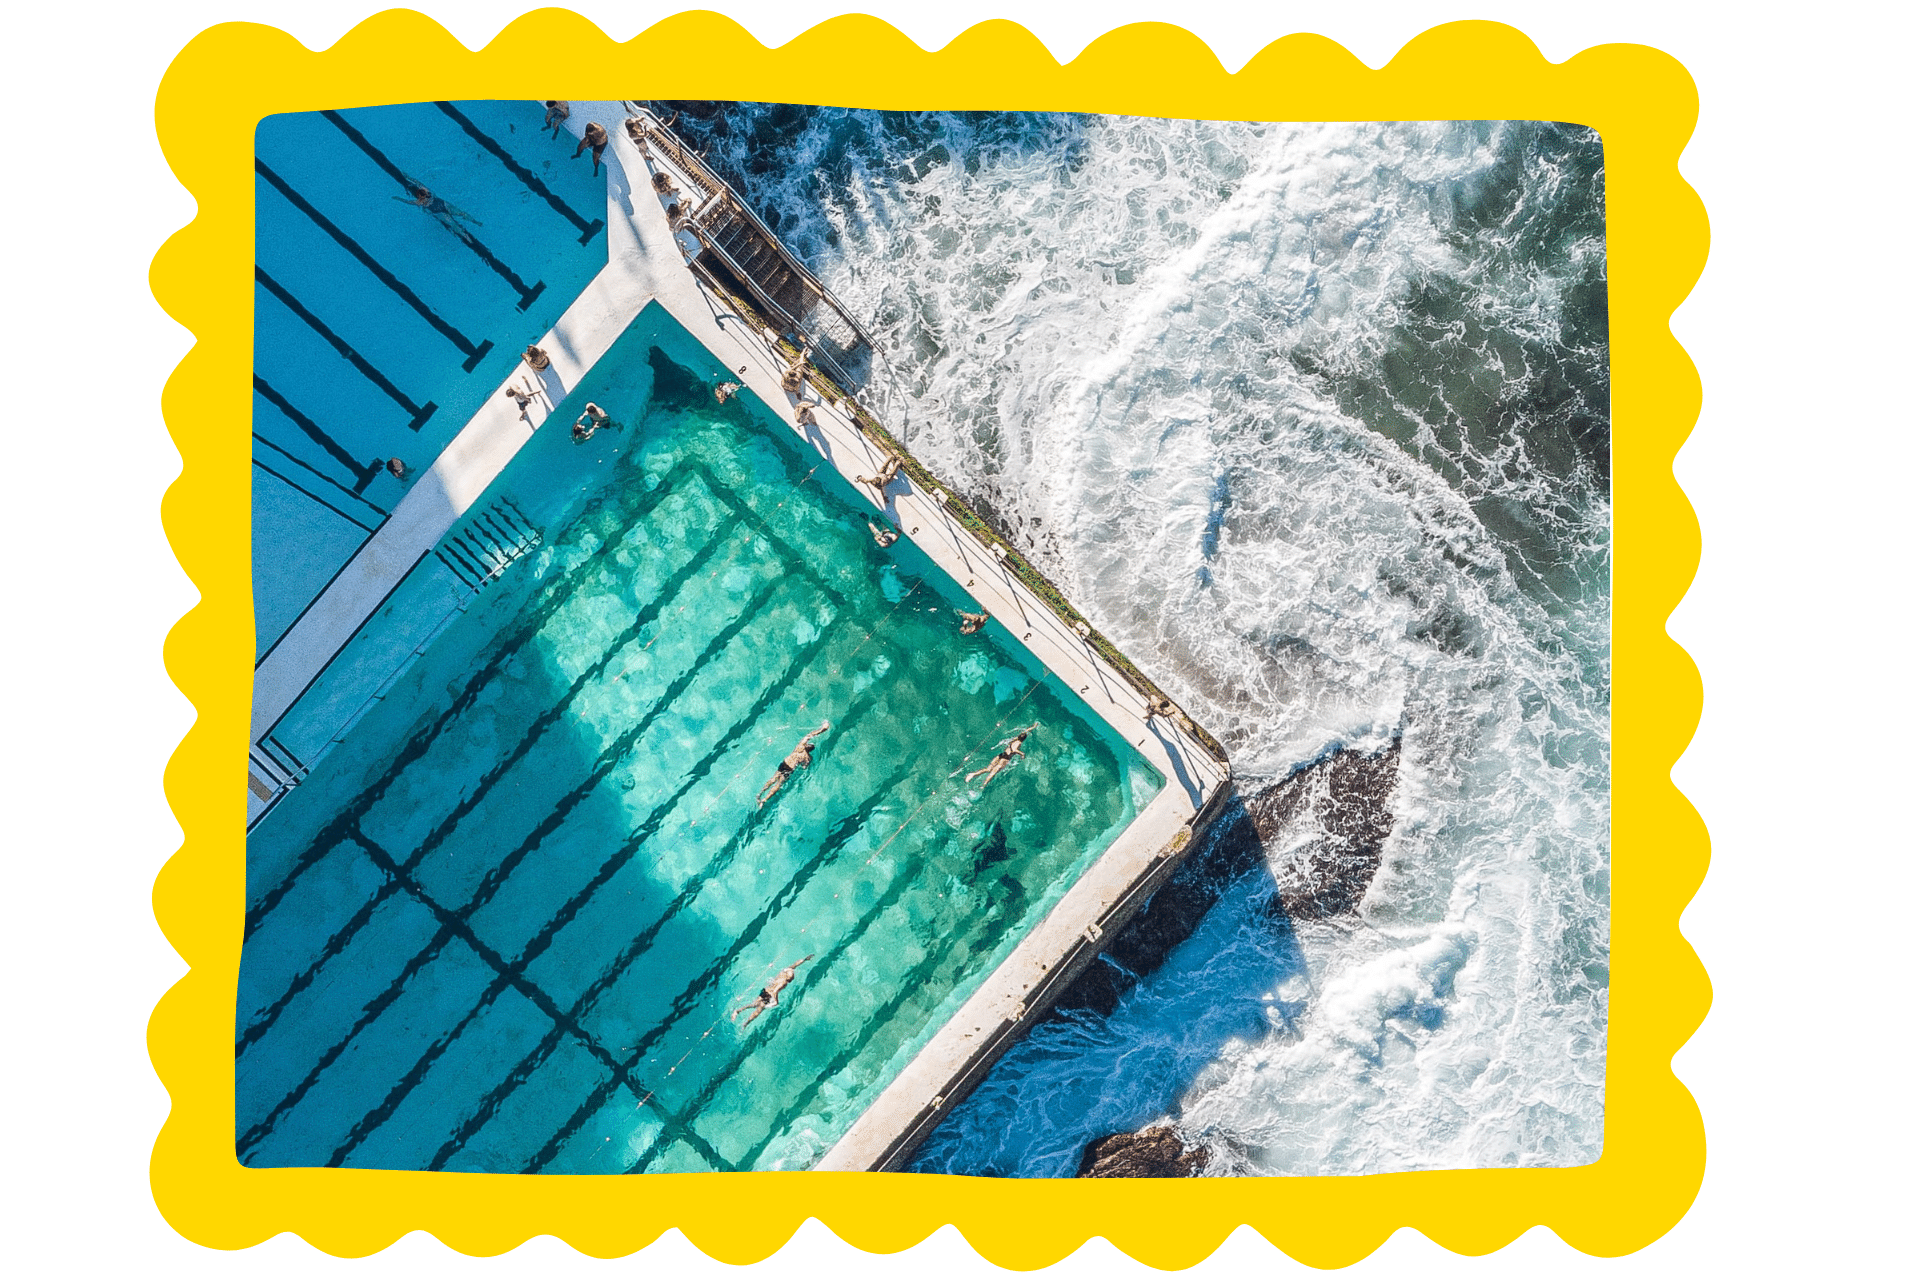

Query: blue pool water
left=252, top=101, right=607, bottom=660
left=238, top=308, right=1164, bottom=1173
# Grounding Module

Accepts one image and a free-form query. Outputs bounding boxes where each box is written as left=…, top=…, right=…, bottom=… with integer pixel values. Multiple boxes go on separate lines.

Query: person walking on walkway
left=966, top=725, right=1036, bottom=789
left=757, top=721, right=831, bottom=808
left=731, top=955, right=814, bottom=1026
left=574, top=120, right=610, bottom=175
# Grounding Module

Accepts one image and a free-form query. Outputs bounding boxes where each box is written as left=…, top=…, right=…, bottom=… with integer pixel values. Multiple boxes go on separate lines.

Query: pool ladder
left=435, top=498, right=543, bottom=592
left=247, top=738, right=309, bottom=831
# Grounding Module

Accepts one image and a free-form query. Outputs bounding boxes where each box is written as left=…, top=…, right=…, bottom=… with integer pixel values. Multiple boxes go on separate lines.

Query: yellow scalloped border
left=151, top=8, right=1708, bottom=1267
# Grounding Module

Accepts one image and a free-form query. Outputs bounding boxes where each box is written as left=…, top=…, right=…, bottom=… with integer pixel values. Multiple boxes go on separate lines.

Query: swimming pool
left=252, top=101, right=607, bottom=660
left=238, top=308, right=1164, bottom=1173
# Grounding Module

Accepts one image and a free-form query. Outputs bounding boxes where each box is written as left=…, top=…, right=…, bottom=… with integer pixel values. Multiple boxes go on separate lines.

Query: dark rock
left=1050, top=740, right=1402, bottom=1017
left=1077, top=1126, right=1209, bottom=1178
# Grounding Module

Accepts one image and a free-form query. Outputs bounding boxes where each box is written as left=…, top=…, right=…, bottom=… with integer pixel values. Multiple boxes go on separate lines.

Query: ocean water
left=656, top=107, right=1612, bottom=1175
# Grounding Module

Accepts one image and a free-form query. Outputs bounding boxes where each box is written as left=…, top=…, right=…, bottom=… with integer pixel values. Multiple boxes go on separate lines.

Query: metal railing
left=620, top=103, right=890, bottom=415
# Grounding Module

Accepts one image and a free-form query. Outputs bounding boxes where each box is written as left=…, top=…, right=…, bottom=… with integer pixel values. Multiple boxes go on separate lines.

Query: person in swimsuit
left=524, top=345, right=551, bottom=372
left=713, top=379, right=743, bottom=404
left=730, top=955, right=815, bottom=1025
left=627, top=116, right=651, bottom=147
left=396, top=183, right=483, bottom=245
left=757, top=721, right=830, bottom=807
left=779, top=341, right=813, bottom=394
left=543, top=100, right=571, bottom=136
left=867, top=520, right=899, bottom=548
left=503, top=381, right=536, bottom=416
left=794, top=402, right=819, bottom=428
left=966, top=725, right=1036, bottom=788
left=856, top=453, right=903, bottom=495
left=386, top=457, right=410, bottom=481
left=572, top=401, right=612, bottom=442
left=957, top=609, right=989, bottom=635
left=574, top=120, right=610, bottom=175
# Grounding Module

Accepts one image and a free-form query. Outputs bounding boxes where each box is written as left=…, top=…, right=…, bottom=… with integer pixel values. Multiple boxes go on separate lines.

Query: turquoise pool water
left=239, top=311, right=1163, bottom=1173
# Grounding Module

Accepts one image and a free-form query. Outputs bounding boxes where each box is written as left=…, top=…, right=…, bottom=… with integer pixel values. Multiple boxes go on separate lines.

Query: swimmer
left=867, top=520, right=899, bottom=548
left=386, top=457, right=410, bottom=481
left=394, top=183, right=482, bottom=245
left=523, top=345, right=551, bottom=372
left=778, top=341, right=814, bottom=394
left=856, top=454, right=903, bottom=494
left=713, top=379, right=742, bottom=404
left=543, top=100, right=571, bottom=137
left=573, top=120, right=609, bottom=176
left=572, top=402, right=611, bottom=443
left=957, top=609, right=989, bottom=635
left=756, top=721, right=831, bottom=808
left=965, top=725, right=1036, bottom=788
left=730, top=955, right=815, bottom=1026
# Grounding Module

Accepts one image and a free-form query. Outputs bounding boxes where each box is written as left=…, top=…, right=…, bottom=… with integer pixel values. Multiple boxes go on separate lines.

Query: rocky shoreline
left=1065, top=739, right=1404, bottom=1176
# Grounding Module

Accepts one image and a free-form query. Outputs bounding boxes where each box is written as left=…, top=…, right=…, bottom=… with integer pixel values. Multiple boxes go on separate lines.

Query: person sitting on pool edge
left=543, top=100, right=570, bottom=137
left=966, top=725, right=1037, bottom=789
left=730, top=955, right=814, bottom=1026
left=757, top=721, right=830, bottom=808
left=572, top=401, right=612, bottom=442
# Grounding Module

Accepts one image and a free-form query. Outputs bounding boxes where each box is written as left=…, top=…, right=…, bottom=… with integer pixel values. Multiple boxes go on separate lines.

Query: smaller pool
left=239, top=306, right=1162, bottom=1173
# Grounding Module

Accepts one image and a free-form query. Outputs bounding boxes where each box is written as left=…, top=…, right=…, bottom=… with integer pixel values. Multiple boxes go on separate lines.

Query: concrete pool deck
left=250, top=101, right=1231, bottom=1168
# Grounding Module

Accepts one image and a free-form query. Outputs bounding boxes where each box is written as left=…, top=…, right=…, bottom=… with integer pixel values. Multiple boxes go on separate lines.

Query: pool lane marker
left=255, top=158, right=497, bottom=371
left=321, top=110, right=548, bottom=314
left=620, top=679, right=1046, bottom=1151
left=431, top=101, right=605, bottom=246
left=255, top=266, right=438, bottom=431
left=251, top=374, right=380, bottom=493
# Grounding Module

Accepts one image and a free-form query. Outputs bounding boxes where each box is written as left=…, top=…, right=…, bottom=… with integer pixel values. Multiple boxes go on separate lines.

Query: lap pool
left=238, top=306, right=1164, bottom=1173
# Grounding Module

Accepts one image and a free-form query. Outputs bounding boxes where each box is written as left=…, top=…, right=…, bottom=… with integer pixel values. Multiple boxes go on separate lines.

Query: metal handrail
left=621, top=103, right=893, bottom=417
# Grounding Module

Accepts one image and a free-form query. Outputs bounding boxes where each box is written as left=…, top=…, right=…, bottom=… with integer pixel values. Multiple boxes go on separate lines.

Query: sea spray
left=660, top=106, right=1611, bottom=1174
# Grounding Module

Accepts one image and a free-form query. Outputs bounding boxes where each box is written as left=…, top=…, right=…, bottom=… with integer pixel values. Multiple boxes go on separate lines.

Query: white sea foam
left=679, top=110, right=1611, bottom=1175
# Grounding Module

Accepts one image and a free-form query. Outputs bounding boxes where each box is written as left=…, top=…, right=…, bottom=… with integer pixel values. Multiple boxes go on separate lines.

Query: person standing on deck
left=574, top=121, right=610, bottom=176
left=731, top=955, right=814, bottom=1025
left=966, top=725, right=1037, bottom=789
left=757, top=721, right=831, bottom=808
